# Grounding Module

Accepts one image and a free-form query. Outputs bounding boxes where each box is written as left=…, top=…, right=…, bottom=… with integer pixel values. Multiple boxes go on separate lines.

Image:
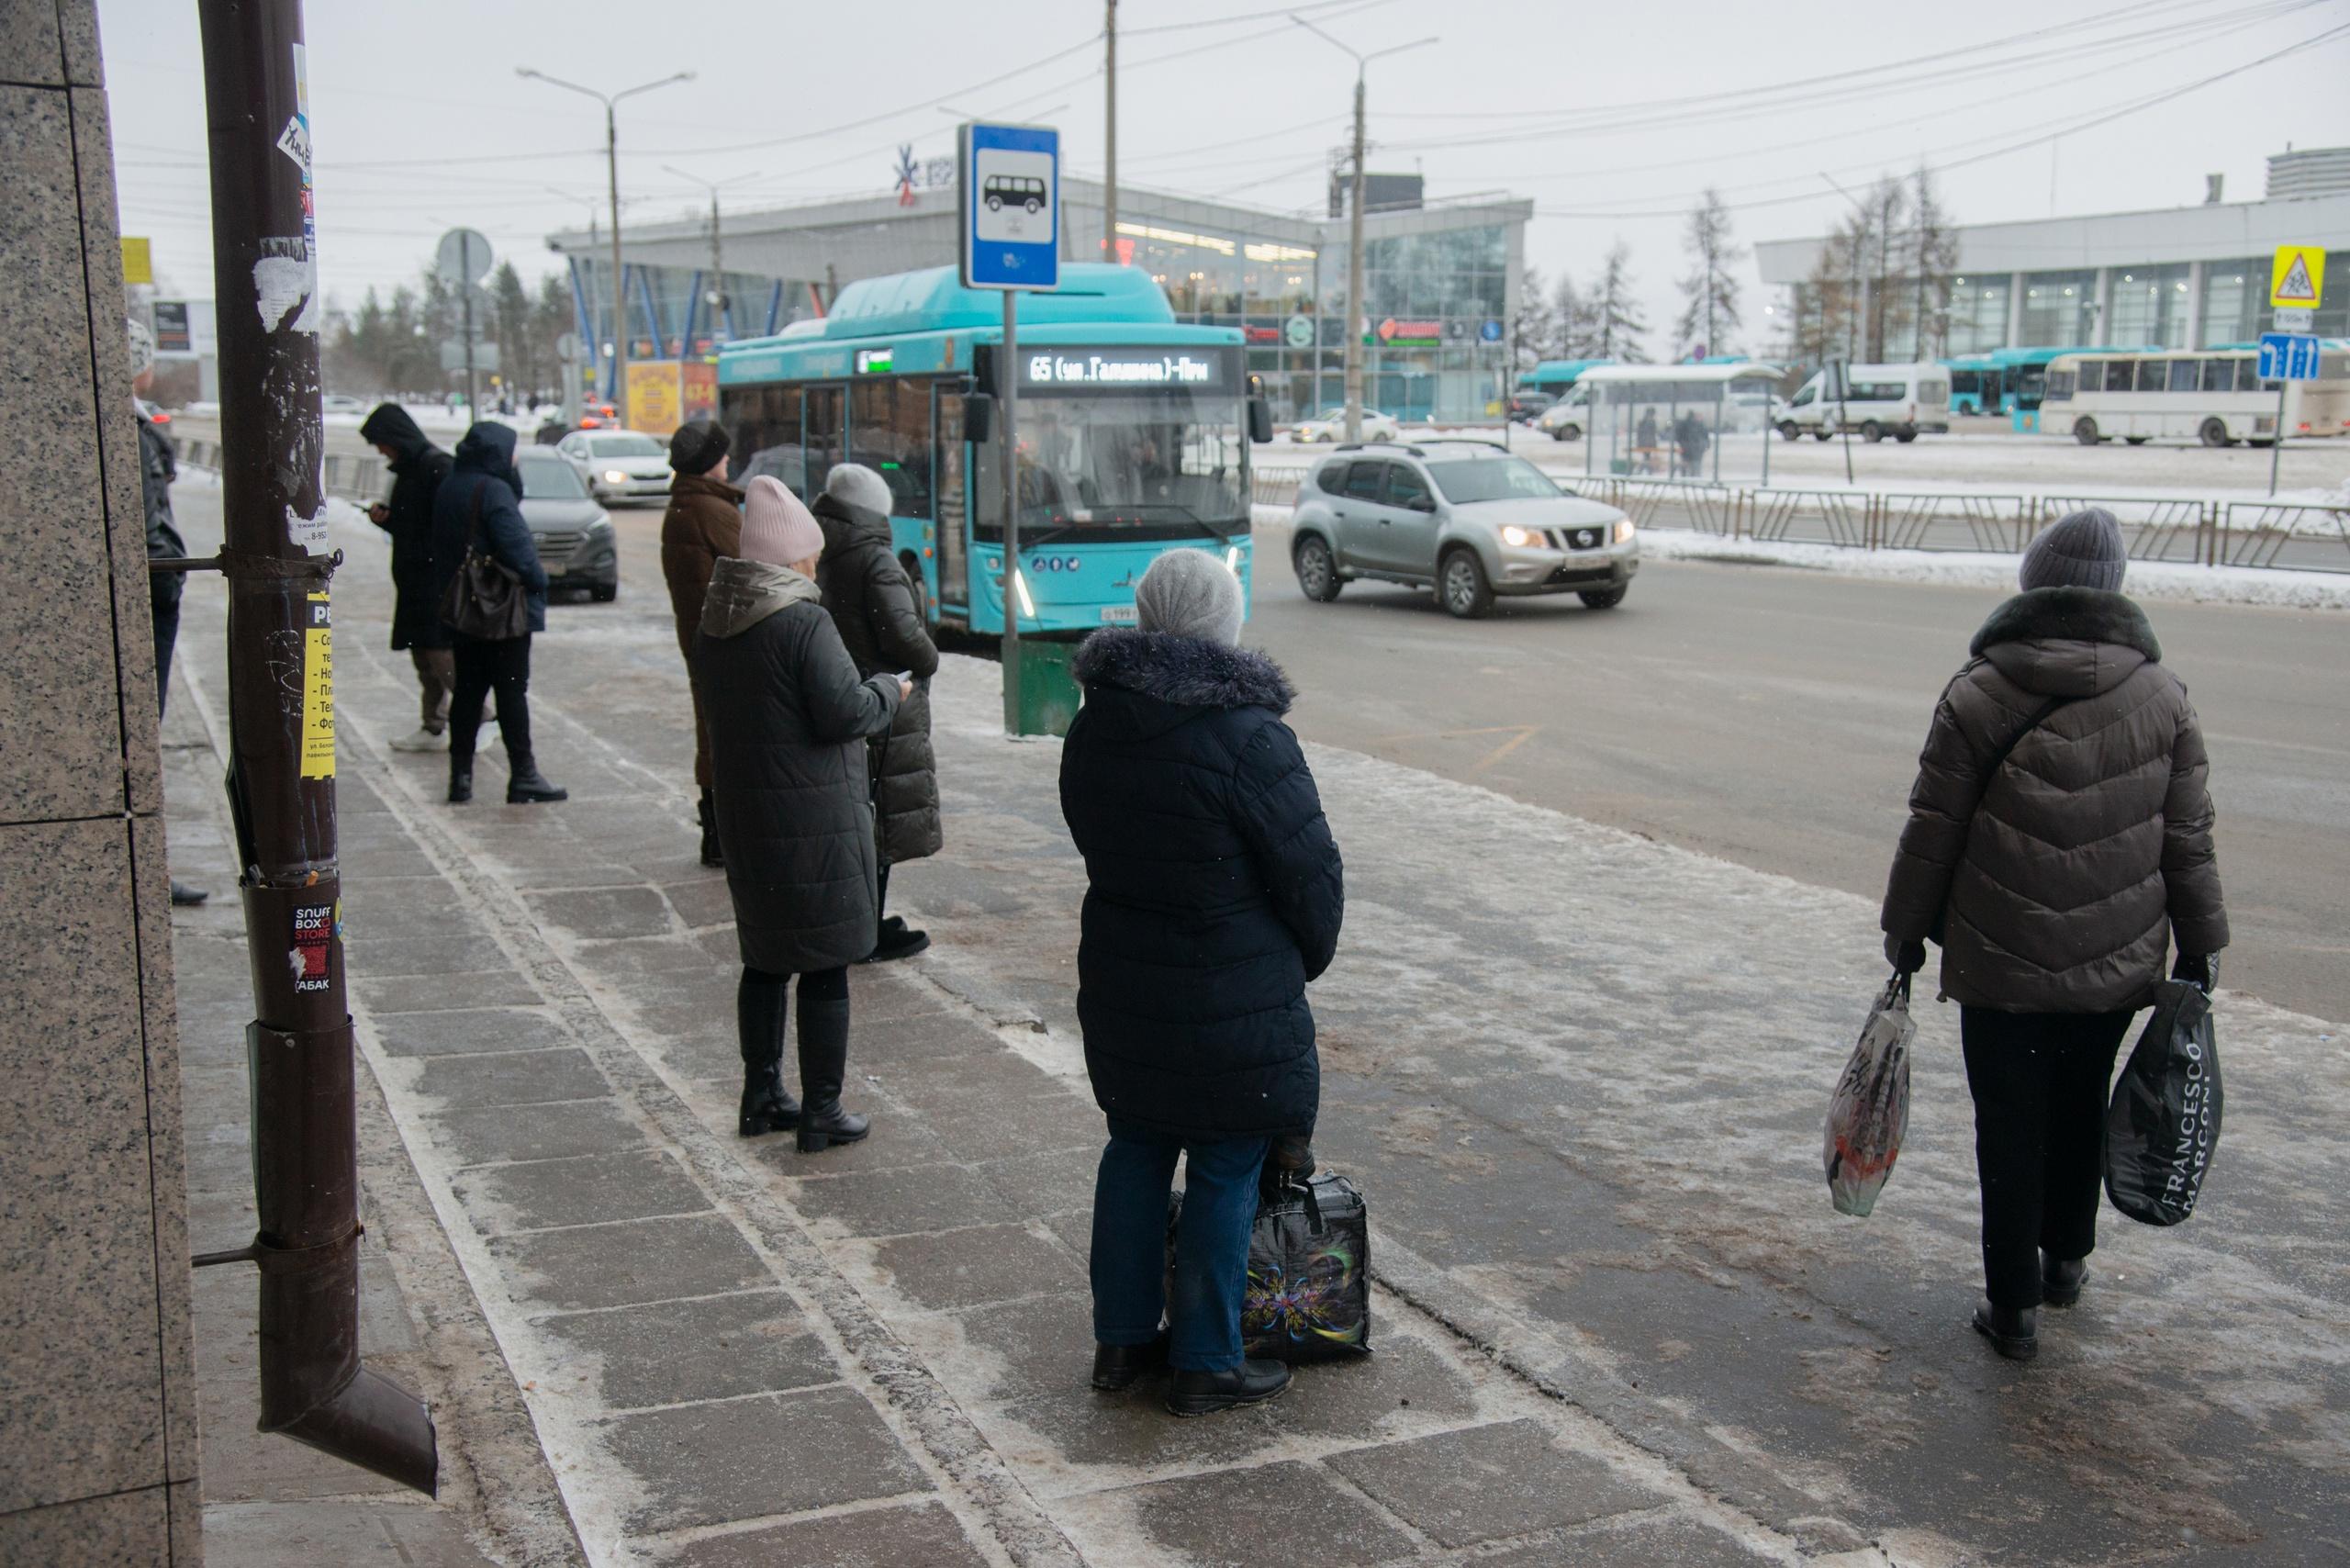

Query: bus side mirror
left=1247, top=398, right=1274, bottom=444
left=965, top=394, right=995, bottom=444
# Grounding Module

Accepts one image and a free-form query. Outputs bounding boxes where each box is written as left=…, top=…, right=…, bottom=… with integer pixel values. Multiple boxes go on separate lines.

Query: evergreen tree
left=1674, top=188, right=1746, bottom=361
left=1514, top=265, right=1559, bottom=372
left=1587, top=242, right=1648, bottom=363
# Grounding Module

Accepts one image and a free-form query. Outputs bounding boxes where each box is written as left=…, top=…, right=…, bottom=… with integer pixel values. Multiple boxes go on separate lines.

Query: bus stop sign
left=959, top=122, right=1059, bottom=292
left=2257, top=332, right=2321, bottom=381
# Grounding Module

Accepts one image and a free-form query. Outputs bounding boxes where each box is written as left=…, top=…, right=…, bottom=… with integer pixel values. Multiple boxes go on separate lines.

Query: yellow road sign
left=2271, top=245, right=2324, bottom=309
left=119, top=236, right=152, bottom=286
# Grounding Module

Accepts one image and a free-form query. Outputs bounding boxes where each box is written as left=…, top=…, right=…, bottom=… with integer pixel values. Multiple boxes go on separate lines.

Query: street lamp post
left=1292, top=19, right=1437, bottom=445
left=663, top=166, right=762, bottom=346
left=517, top=66, right=694, bottom=420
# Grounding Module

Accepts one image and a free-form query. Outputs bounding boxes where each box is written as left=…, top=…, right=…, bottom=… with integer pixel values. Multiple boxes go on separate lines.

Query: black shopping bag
left=1168, top=1171, right=1371, bottom=1363
left=2104, top=980, right=2222, bottom=1226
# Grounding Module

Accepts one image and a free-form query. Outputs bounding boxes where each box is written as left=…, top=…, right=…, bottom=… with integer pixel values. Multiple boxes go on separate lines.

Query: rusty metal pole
left=197, top=0, right=437, bottom=1494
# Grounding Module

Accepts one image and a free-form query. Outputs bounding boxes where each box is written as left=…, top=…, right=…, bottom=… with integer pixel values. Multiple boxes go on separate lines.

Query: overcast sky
left=99, top=0, right=2349, bottom=353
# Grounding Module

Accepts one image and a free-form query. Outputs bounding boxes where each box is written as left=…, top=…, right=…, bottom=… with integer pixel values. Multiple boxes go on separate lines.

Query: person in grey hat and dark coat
left=661, top=417, right=742, bottom=865
left=1061, top=550, right=1344, bottom=1417
left=813, top=463, right=941, bottom=961
left=1880, top=506, right=2227, bottom=1364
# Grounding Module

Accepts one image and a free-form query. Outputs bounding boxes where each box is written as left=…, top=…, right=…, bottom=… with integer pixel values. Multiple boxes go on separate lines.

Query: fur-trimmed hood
left=1073, top=628, right=1294, bottom=715
left=701, top=555, right=821, bottom=639
left=1970, top=586, right=2161, bottom=700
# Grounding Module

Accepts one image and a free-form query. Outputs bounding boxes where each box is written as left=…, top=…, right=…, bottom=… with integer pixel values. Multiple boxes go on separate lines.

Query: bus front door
left=933, top=389, right=969, bottom=628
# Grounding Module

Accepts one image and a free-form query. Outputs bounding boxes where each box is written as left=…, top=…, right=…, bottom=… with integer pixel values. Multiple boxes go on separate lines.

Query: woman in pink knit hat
left=698, top=477, right=911, bottom=1152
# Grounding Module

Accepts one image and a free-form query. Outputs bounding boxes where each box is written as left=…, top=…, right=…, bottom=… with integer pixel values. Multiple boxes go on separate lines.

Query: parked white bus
left=2043, top=346, right=2350, bottom=446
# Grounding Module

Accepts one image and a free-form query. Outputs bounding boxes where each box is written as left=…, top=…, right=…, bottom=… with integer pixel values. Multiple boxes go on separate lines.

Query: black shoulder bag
left=1931, top=693, right=2077, bottom=945
left=441, top=484, right=530, bottom=642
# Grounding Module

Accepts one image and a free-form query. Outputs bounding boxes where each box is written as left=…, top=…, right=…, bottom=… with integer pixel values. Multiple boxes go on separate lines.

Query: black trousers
left=1960, top=1006, right=2135, bottom=1308
left=448, top=633, right=532, bottom=771
left=151, top=584, right=182, bottom=720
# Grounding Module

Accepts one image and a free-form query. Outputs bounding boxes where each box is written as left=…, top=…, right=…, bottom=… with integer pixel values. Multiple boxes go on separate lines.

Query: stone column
left=0, top=2, right=203, bottom=1562
left=2185, top=260, right=2207, bottom=349
left=2005, top=274, right=2026, bottom=349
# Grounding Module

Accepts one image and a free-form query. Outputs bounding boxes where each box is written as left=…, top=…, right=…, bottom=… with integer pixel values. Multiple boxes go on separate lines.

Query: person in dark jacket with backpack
left=1061, top=550, right=1344, bottom=1417
left=430, top=421, right=565, bottom=805
left=360, top=403, right=456, bottom=754
left=814, top=463, right=941, bottom=961
left=1881, top=508, right=2227, bottom=1363
left=699, top=476, right=907, bottom=1153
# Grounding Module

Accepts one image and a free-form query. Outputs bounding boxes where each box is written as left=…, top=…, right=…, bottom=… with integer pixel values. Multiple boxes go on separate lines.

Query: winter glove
left=1262, top=1133, right=1315, bottom=1197
left=1885, top=935, right=1928, bottom=976
left=2172, top=952, right=2219, bottom=993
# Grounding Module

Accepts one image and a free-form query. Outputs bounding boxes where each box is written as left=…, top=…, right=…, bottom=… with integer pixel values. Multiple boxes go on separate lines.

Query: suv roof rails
left=1335, top=441, right=1426, bottom=456
left=1416, top=436, right=1512, bottom=453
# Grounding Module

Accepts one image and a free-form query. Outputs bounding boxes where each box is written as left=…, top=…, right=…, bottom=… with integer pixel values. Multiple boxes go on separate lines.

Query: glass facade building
left=550, top=177, right=1530, bottom=423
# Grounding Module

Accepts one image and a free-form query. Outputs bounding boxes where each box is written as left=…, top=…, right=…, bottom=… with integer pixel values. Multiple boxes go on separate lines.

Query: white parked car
left=320, top=393, right=367, bottom=418
left=555, top=430, right=674, bottom=502
left=1775, top=363, right=1950, bottom=442
left=1290, top=406, right=1402, bottom=443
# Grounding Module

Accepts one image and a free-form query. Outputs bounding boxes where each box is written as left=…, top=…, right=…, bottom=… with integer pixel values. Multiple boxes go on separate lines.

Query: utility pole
left=1292, top=20, right=1438, bottom=446
left=665, top=168, right=761, bottom=345
left=520, top=67, right=695, bottom=419
left=1103, top=0, right=1117, bottom=263
left=193, top=0, right=435, bottom=1492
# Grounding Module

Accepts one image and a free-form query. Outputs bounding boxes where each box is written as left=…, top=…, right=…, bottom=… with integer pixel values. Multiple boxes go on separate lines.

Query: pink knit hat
left=739, top=476, right=824, bottom=566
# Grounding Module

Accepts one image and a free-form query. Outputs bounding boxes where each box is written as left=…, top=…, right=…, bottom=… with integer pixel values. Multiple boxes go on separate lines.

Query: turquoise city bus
left=1517, top=358, right=1614, bottom=398
left=717, top=264, right=1268, bottom=637
left=1940, top=346, right=2150, bottom=416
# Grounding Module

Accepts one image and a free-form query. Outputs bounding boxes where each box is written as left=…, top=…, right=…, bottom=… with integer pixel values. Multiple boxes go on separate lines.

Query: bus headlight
left=1012, top=569, right=1036, bottom=620
left=1225, top=546, right=1243, bottom=572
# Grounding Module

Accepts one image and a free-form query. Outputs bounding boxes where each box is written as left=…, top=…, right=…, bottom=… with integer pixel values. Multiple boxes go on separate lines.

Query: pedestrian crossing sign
left=2271, top=245, right=2323, bottom=309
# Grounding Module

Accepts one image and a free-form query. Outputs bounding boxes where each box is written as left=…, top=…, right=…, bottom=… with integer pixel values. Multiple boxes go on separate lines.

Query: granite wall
left=0, top=1, right=204, bottom=1561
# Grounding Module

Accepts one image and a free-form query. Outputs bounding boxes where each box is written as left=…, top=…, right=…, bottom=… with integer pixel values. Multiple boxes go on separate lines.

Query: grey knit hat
left=1135, top=548, right=1244, bottom=646
left=824, top=462, right=894, bottom=516
left=2020, top=507, right=2126, bottom=593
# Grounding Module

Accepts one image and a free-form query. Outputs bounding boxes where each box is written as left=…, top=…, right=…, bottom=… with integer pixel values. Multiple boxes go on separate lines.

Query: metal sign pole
left=1001, top=290, right=1022, bottom=733
left=2269, top=375, right=2286, bottom=498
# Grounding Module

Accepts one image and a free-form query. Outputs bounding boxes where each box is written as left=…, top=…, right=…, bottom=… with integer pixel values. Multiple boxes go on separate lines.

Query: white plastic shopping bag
left=1824, top=971, right=1914, bottom=1217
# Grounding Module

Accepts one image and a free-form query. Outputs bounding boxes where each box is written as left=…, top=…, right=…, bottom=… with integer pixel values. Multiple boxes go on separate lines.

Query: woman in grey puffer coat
left=699, top=477, right=906, bottom=1153
left=1881, top=508, right=2227, bottom=1363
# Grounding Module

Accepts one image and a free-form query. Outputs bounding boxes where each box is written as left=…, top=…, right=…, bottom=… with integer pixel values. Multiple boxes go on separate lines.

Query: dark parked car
left=515, top=449, right=618, bottom=602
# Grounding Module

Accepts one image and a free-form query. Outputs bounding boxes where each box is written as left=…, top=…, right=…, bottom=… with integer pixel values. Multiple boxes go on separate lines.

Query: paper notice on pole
left=287, top=500, right=327, bottom=552
left=300, top=591, right=334, bottom=778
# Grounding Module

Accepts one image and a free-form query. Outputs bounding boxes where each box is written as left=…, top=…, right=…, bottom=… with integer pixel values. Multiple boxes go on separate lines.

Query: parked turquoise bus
left=1517, top=358, right=1614, bottom=398
left=1940, top=346, right=2150, bottom=416
left=717, top=264, right=1268, bottom=637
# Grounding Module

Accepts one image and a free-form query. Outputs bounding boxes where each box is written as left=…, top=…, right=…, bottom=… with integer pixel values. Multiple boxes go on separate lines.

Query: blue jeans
left=1090, top=1119, right=1270, bottom=1373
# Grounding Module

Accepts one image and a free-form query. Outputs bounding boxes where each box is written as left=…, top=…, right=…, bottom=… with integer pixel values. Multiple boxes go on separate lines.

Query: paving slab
left=427, top=1097, right=644, bottom=1167
left=860, top=1222, right=1086, bottom=1313
left=660, top=1499, right=991, bottom=1568
left=370, top=1006, right=573, bottom=1058
left=1120, top=1460, right=1417, bottom=1567
left=534, top=1291, right=835, bottom=1412
left=1482, top=1509, right=1785, bottom=1567
left=409, top=1047, right=610, bottom=1110
left=486, top=1215, right=769, bottom=1313
left=522, top=885, right=677, bottom=941
left=355, top=970, right=543, bottom=1014
left=785, top=1160, right=1024, bottom=1240
left=198, top=1500, right=504, bottom=1567
left=599, top=1384, right=931, bottom=1534
left=450, top=1148, right=711, bottom=1236
left=1324, top=1419, right=1665, bottom=1549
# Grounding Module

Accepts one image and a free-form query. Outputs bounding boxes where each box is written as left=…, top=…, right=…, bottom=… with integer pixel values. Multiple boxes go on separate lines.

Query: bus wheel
left=2073, top=418, right=2101, bottom=445
left=1777, top=421, right=1799, bottom=442
left=1860, top=420, right=1884, bottom=442
left=2199, top=419, right=2233, bottom=448
left=1894, top=429, right=1918, bottom=443
left=1293, top=534, right=1343, bottom=602
left=1812, top=431, right=1832, bottom=442
left=2125, top=436, right=2150, bottom=445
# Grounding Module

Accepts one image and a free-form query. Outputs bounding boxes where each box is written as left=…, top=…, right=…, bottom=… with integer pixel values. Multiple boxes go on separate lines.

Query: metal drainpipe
left=193, top=0, right=436, bottom=1494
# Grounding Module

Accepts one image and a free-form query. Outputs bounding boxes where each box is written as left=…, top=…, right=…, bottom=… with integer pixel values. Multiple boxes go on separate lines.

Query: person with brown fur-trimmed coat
left=1881, top=507, right=2227, bottom=1364
left=662, top=418, right=744, bottom=866
left=813, top=463, right=940, bottom=960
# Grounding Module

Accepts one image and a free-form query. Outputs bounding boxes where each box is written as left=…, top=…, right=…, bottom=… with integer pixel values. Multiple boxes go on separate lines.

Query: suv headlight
left=1500, top=525, right=1547, bottom=549
left=1613, top=518, right=1637, bottom=544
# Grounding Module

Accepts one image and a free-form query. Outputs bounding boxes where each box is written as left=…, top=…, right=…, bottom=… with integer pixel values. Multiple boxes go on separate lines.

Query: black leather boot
left=506, top=756, right=568, bottom=803
left=1092, top=1332, right=1169, bottom=1392
left=698, top=789, right=723, bottom=868
left=736, top=975, right=799, bottom=1137
left=2042, top=1254, right=2087, bottom=1308
left=794, top=993, right=869, bottom=1153
left=1973, top=1299, right=2039, bottom=1361
left=1166, top=1358, right=1292, bottom=1417
left=448, top=762, right=474, bottom=803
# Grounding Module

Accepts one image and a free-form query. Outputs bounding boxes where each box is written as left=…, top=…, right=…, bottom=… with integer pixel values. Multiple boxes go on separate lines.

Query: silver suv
left=1288, top=441, right=1638, bottom=618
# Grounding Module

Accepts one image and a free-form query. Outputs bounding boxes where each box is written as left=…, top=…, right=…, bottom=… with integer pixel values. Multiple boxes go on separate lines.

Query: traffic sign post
left=435, top=228, right=494, bottom=414
left=958, top=121, right=1061, bottom=736
left=2270, top=244, right=2324, bottom=310
left=2257, top=330, right=2321, bottom=496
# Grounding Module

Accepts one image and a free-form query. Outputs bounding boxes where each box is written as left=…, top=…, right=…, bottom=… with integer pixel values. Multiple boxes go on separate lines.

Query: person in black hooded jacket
left=430, top=421, right=564, bottom=804
left=360, top=403, right=456, bottom=752
left=1061, top=550, right=1344, bottom=1417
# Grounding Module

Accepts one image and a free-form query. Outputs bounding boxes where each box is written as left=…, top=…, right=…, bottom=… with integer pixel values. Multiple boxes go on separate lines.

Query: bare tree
left=1674, top=188, right=1746, bottom=360
left=1906, top=164, right=1962, bottom=358
left=1795, top=213, right=1867, bottom=368
left=1587, top=241, right=1648, bottom=363
left=1554, top=274, right=1599, bottom=359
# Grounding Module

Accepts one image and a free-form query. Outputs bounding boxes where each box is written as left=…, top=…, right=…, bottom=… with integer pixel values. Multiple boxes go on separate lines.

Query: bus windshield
left=978, top=386, right=1247, bottom=542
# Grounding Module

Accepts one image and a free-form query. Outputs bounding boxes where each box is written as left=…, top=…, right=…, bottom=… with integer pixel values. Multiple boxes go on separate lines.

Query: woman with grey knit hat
left=1880, top=507, right=2228, bottom=1363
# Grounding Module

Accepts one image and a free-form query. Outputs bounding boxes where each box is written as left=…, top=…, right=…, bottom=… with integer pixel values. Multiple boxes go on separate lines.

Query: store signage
left=1022, top=351, right=1223, bottom=387
left=1243, top=325, right=1281, bottom=344
left=153, top=300, right=191, bottom=353
left=1374, top=318, right=1442, bottom=345
left=1283, top=314, right=1315, bottom=349
left=856, top=347, right=895, bottom=374
left=1479, top=319, right=1505, bottom=342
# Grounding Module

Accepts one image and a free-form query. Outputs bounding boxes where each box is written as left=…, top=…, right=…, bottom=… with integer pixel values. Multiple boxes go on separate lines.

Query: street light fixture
left=516, top=66, right=695, bottom=420
left=661, top=166, right=762, bottom=345
left=1292, top=18, right=1438, bottom=443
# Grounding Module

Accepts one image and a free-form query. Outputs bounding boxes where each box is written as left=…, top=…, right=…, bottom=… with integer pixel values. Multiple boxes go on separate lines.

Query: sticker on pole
left=290, top=900, right=335, bottom=993
left=2270, top=245, right=2324, bottom=309
left=301, top=591, right=334, bottom=778
left=958, top=121, right=1059, bottom=292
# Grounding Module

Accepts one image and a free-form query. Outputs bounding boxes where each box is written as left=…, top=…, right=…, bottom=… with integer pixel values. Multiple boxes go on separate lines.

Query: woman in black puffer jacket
left=1061, top=550, right=1343, bottom=1417
left=699, top=477, right=906, bottom=1154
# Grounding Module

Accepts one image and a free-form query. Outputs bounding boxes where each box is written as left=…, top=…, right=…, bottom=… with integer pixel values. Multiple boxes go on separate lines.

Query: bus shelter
left=1582, top=364, right=1784, bottom=487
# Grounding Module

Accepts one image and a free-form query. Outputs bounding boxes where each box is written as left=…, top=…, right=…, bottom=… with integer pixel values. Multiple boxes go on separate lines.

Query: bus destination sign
left=1023, top=351, right=1224, bottom=388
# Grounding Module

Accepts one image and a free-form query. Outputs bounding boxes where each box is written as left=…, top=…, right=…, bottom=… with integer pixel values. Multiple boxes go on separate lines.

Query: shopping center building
left=545, top=175, right=1530, bottom=423
left=1755, top=146, right=2350, bottom=358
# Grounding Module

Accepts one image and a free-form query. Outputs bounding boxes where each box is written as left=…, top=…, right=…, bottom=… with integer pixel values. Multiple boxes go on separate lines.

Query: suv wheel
left=1578, top=586, right=1626, bottom=610
left=1438, top=548, right=1494, bottom=619
left=1777, top=420, right=1799, bottom=442
left=1293, top=534, right=1343, bottom=602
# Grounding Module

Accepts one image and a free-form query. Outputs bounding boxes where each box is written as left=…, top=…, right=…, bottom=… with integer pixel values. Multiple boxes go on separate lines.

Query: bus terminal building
left=1756, top=146, right=2350, bottom=359
left=546, top=175, right=1529, bottom=425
